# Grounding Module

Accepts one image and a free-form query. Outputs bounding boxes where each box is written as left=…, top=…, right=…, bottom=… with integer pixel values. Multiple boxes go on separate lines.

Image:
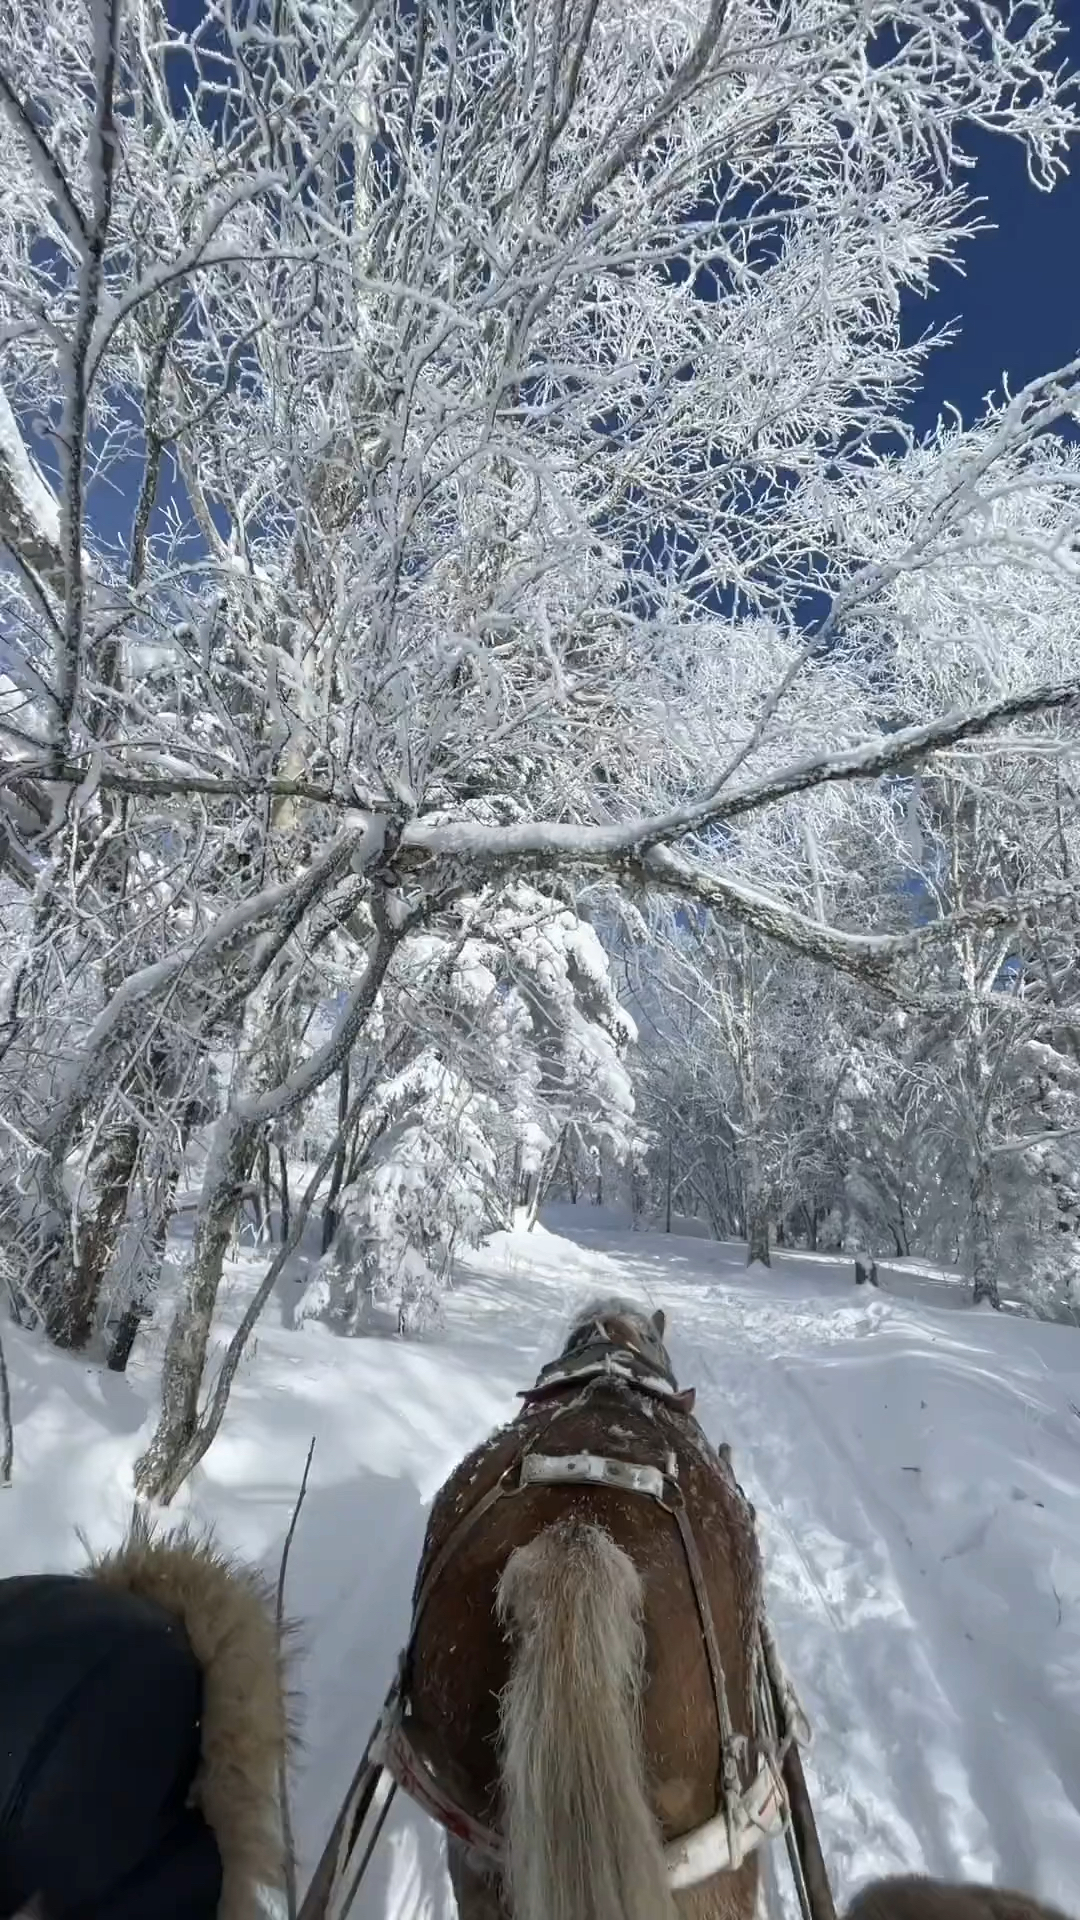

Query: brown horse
left=844, top=1879, right=1074, bottom=1920
left=400, top=1297, right=767, bottom=1920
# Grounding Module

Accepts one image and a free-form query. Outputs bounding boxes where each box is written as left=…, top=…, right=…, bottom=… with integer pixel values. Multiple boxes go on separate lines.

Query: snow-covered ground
left=3, top=1210, right=1080, bottom=1917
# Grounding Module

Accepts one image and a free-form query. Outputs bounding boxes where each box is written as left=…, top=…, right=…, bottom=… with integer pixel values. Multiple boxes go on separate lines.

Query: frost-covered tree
left=301, top=883, right=637, bottom=1328
left=299, top=1050, right=501, bottom=1334
left=630, top=684, right=1080, bottom=1310
left=629, top=919, right=870, bottom=1262
left=857, top=496, right=1080, bottom=1306
left=1, top=0, right=1079, bottom=1494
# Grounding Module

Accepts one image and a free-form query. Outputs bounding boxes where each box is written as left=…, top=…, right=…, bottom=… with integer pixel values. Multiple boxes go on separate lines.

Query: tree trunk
left=133, top=1114, right=260, bottom=1496
left=105, top=1103, right=193, bottom=1374
left=319, top=1059, right=353, bottom=1251
left=746, top=1181, right=771, bottom=1267
left=510, top=1140, right=524, bottom=1211
left=720, top=1154, right=736, bottom=1237
left=28, top=1151, right=77, bottom=1346
left=665, top=1135, right=674, bottom=1234
left=134, top=1055, right=400, bottom=1502
left=630, top=1162, right=645, bottom=1229
left=106, top=1304, right=144, bottom=1373
left=744, top=1139, right=771, bottom=1265
left=134, top=914, right=401, bottom=1501
left=260, top=1135, right=273, bottom=1242
left=747, top=1208, right=771, bottom=1267
left=970, top=1154, right=1000, bottom=1308
left=49, top=1121, right=141, bottom=1350
left=321, top=1060, right=351, bottom=1254
left=525, top=1129, right=566, bottom=1231
left=277, top=1144, right=290, bottom=1243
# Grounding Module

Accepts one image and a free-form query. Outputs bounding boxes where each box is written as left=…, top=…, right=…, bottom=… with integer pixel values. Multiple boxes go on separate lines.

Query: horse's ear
left=651, top=1309, right=666, bottom=1338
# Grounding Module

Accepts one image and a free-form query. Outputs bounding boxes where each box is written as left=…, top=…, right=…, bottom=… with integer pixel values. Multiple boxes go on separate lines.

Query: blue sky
left=904, top=10, right=1080, bottom=435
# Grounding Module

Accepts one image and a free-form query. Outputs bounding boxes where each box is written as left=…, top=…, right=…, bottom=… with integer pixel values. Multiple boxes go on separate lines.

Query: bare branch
left=639, top=844, right=1080, bottom=997
left=0, top=64, right=89, bottom=248
left=0, top=1317, right=12, bottom=1486
left=404, top=676, right=1080, bottom=864
left=277, top=1433, right=315, bottom=1920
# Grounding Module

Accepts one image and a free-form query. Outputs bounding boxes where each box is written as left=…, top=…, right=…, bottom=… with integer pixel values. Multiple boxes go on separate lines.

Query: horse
left=398, top=1296, right=768, bottom=1920
left=844, top=1880, right=1074, bottom=1920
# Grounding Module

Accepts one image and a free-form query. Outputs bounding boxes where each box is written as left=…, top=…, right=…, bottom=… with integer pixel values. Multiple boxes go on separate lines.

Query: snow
left=3, top=1212, right=1080, bottom=1917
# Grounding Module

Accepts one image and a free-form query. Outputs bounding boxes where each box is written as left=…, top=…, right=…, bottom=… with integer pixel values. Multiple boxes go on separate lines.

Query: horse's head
left=561, top=1295, right=674, bottom=1382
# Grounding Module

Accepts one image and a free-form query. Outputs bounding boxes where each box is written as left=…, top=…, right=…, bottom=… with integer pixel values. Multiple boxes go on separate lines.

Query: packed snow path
left=4, top=1211, right=1080, bottom=1918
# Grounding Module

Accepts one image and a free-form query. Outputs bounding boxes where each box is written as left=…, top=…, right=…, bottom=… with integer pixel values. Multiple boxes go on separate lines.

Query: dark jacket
left=0, top=1517, right=290, bottom=1920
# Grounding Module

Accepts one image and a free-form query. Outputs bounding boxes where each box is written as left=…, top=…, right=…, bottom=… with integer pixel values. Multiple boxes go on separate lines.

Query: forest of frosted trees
left=2, top=0, right=1080, bottom=1500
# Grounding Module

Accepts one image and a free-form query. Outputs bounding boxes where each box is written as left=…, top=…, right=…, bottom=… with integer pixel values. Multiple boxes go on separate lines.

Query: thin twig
left=0, top=1316, right=14, bottom=1485
left=278, top=1432, right=316, bottom=1920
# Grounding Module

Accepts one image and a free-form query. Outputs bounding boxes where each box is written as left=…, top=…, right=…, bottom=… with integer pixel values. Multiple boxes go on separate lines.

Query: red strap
left=378, top=1721, right=503, bottom=1862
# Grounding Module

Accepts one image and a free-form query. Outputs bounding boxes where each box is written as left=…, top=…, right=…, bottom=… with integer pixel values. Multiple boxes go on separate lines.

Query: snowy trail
left=690, top=1316, right=992, bottom=1895
left=4, top=1212, right=1080, bottom=1918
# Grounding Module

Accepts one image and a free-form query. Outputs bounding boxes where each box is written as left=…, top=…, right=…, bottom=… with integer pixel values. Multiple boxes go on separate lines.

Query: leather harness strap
left=407, top=1466, right=518, bottom=1651
left=381, top=1442, right=782, bottom=1889
left=668, top=1492, right=746, bottom=1858
left=403, top=1369, right=613, bottom=1661
left=520, top=1335, right=697, bottom=1414
left=305, top=1324, right=825, bottom=1920
left=386, top=1329, right=782, bottom=1893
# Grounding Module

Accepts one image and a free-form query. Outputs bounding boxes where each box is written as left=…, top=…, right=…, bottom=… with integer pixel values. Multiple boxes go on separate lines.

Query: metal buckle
left=520, top=1450, right=668, bottom=1500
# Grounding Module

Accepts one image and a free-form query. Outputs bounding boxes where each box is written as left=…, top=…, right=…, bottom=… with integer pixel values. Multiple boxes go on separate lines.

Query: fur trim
left=84, top=1510, right=297, bottom=1920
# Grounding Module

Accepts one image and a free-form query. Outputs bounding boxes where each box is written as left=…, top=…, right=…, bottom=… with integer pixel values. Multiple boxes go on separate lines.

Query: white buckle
left=520, top=1451, right=668, bottom=1500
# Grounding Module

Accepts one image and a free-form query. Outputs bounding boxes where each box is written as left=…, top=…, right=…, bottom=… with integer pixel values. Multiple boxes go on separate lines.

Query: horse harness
left=372, top=1327, right=801, bottom=1891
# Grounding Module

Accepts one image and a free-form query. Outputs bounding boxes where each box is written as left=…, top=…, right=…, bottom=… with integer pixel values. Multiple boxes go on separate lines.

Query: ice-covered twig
left=277, top=1433, right=315, bottom=1920
left=403, top=675, right=1080, bottom=864
left=0, top=1317, right=13, bottom=1486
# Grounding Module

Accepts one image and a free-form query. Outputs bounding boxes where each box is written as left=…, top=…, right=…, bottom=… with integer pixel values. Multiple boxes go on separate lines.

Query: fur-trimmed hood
left=84, top=1513, right=295, bottom=1920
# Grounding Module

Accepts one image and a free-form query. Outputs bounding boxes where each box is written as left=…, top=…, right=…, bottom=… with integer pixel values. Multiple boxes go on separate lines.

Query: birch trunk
left=0, top=1321, right=12, bottom=1486
left=134, top=913, right=401, bottom=1500
left=746, top=1185, right=772, bottom=1267
left=970, top=1152, right=1001, bottom=1308
left=321, top=1060, right=351, bottom=1254
left=133, top=1110, right=260, bottom=1496
left=47, top=1119, right=141, bottom=1349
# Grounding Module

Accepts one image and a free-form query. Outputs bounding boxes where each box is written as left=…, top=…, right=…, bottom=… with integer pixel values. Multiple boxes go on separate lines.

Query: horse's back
left=846, top=1882, right=1074, bottom=1920
left=409, top=1388, right=761, bottom=1848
